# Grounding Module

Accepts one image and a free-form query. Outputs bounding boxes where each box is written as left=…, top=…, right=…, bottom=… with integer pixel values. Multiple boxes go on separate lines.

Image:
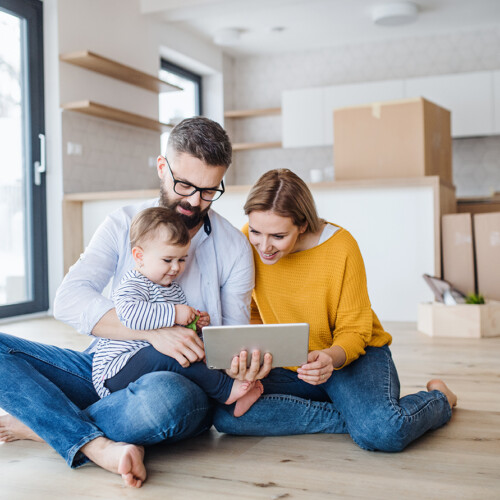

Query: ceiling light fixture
left=213, top=28, right=241, bottom=46
left=372, top=1, right=419, bottom=27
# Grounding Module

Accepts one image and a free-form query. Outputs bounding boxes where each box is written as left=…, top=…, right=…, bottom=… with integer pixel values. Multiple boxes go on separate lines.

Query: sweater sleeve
left=331, top=234, right=374, bottom=369
left=114, top=279, right=176, bottom=330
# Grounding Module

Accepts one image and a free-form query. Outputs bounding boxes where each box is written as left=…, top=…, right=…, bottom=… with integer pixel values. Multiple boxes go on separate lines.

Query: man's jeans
left=214, top=345, right=452, bottom=452
left=0, top=332, right=212, bottom=468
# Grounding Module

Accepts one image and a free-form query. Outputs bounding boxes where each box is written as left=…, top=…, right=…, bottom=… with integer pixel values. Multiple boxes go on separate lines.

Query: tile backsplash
left=62, top=112, right=161, bottom=194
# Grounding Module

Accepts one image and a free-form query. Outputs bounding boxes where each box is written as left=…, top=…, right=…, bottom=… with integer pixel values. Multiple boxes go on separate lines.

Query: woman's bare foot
left=81, top=437, right=146, bottom=488
left=427, top=379, right=458, bottom=408
left=234, top=380, right=264, bottom=418
left=0, top=414, right=44, bottom=443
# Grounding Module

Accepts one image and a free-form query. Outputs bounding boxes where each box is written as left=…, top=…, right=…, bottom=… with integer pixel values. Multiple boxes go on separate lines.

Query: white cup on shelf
left=309, top=168, right=324, bottom=183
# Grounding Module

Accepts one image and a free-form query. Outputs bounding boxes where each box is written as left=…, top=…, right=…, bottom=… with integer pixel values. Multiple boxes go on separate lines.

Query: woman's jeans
left=0, top=332, right=212, bottom=468
left=214, top=345, right=452, bottom=452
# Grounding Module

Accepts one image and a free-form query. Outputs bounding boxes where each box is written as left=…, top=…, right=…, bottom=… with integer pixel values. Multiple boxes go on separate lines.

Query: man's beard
left=159, top=183, right=211, bottom=230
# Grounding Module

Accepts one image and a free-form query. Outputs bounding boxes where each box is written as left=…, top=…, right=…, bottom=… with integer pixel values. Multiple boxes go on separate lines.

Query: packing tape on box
left=371, top=102, right=382, bottom=119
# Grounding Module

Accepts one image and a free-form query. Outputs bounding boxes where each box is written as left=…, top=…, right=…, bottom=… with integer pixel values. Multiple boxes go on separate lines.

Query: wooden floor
left=0, top=318, right=499, bottom=499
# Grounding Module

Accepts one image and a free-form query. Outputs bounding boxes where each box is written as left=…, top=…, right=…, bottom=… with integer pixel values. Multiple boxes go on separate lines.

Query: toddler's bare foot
left=0, top=414, right=44, bottom=443
left=81, top=437, right=146, bottom=488
left=234, top=380, right=264, bottom=418
left=225, top=379, right=253, bottom=405
left=427, top=379, right=457, bottom=408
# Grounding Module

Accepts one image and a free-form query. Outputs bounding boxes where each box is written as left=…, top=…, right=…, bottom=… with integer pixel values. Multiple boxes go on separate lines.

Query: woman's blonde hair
left=244, top=169, right=324, bottom=233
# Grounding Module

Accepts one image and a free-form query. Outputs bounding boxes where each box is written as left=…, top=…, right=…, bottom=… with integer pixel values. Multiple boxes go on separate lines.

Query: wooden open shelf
left=60, top=50, right=182, bottom=93
left=62, top=100, right=173, bottom=132
left=224, top=107, right=281, bottom=119
left=232, top=141, right=282, bottom=151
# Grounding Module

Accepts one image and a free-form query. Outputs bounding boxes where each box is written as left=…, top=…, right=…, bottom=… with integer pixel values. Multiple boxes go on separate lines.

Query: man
left=0, top=117, right=254, bottom=487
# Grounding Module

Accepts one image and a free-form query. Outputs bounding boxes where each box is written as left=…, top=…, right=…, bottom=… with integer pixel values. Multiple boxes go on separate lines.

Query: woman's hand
left=226, top=350, right=273, bottom=382
left=297, top=349, right=336, bottom=385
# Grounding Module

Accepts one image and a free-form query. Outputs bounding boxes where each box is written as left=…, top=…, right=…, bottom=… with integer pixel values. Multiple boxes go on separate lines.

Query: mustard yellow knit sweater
left=243, top=223, right=392, bottom=370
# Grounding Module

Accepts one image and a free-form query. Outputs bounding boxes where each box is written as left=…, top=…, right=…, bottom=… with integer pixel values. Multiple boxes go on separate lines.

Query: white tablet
left=202, top=323, right=309, bottom=370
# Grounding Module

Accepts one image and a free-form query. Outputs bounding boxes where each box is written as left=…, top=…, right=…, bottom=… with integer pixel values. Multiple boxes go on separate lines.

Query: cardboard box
left=333, top=97, right=452, bottom=182
left=441, top=213, right=476, bottom=296
left=474, top=212, right=500, bottom=301
left=418, top=301, right=500, bottom=338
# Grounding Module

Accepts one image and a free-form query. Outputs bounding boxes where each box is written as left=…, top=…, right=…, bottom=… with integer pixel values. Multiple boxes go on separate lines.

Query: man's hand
left=147, top=325, right=205, bottom=368
left=226, top=350, right=273, bottom=382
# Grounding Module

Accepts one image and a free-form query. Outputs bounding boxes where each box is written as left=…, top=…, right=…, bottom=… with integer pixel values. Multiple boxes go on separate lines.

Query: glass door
left=0, top=0, right=47, bottom=318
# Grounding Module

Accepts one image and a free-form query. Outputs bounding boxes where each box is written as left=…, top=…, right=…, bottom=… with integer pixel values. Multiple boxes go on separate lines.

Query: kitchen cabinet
left=282, top=87, right=325, bottom=148
left=404, top=72, right=494, bottom=137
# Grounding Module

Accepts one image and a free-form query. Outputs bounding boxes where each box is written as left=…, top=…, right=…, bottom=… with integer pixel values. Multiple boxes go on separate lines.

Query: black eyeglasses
left=164, top=156, right=225, bottom=202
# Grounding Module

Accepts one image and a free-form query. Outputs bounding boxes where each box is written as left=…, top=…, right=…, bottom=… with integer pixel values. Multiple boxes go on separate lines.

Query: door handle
left=34, top=133, right=46, bottom=186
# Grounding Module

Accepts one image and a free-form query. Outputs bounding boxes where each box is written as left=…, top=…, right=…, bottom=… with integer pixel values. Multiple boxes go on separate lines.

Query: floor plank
left=1, top=317, right=499, bottom=499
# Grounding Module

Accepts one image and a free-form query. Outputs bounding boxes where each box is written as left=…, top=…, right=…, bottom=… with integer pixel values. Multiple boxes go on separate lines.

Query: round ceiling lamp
left=372, top=1, right=419, bottom=26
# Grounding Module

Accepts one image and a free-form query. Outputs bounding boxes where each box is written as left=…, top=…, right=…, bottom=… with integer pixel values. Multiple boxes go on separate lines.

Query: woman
left=214, top=168, right=456, bottom=451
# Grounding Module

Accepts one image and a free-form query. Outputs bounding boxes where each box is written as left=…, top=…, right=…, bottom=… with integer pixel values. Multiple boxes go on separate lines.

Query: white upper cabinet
left=323, top=80, right=405, bottom=145
left=282, top=87, right=325, bottom=148
left=404, top=72, right=494, bottom=137
left=493, top=71, right=500, bottom=135
left=282, top=71, right=498, bottom=148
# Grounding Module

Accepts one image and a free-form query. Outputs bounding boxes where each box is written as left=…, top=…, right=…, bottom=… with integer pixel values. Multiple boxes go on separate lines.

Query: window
left=0, top=0, right=47, bottom=318
left=159, top=59, right=202, bottom=154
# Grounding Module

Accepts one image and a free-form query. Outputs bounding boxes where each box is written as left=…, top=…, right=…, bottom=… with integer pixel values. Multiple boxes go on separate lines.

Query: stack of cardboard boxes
left=333, top=97, right=500, bottom=337
left=425, top=211, right=500, bottom=338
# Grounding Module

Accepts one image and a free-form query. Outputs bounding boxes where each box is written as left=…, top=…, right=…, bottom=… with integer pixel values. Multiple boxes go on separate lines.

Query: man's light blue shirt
left=54, top=198, right=255, bottom=340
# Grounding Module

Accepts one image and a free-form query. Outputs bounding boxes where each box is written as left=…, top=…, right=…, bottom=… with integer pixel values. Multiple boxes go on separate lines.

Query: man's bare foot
left=0, top=414, right=44, bottom=443
left=234, top=380, right=264, bottom=418
left=81, top=437, right=146, bottom=488
left=427, top=379, right=458, bottom=408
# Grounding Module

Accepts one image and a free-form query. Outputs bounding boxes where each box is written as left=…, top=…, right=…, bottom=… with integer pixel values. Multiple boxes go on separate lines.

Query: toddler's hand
left=174, top=304, right=197, bottom=326
left=196, top=310, right=210, bottom=329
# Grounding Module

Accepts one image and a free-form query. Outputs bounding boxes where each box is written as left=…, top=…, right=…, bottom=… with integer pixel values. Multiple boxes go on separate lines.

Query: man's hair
left=244, top=169, right=324, bottom=234
left=130, top=207, right=190, bottom=249
left=167, top=116, right=232, bottom=168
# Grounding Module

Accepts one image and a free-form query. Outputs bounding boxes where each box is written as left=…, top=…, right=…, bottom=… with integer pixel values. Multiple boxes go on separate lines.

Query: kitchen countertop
left=64, top=176, right=453, bottom=201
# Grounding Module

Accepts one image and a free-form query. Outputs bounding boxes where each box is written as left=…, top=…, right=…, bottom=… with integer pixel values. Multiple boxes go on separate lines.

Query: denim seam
left=7, top=348, right=93, bottom=384
left=385, top=351, right=450, bottom=423
left=67, top=431, right=104, bottom=469
left=147, top=404, right=212, bottom=442
left=263, top=394, right=341, bottom=414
